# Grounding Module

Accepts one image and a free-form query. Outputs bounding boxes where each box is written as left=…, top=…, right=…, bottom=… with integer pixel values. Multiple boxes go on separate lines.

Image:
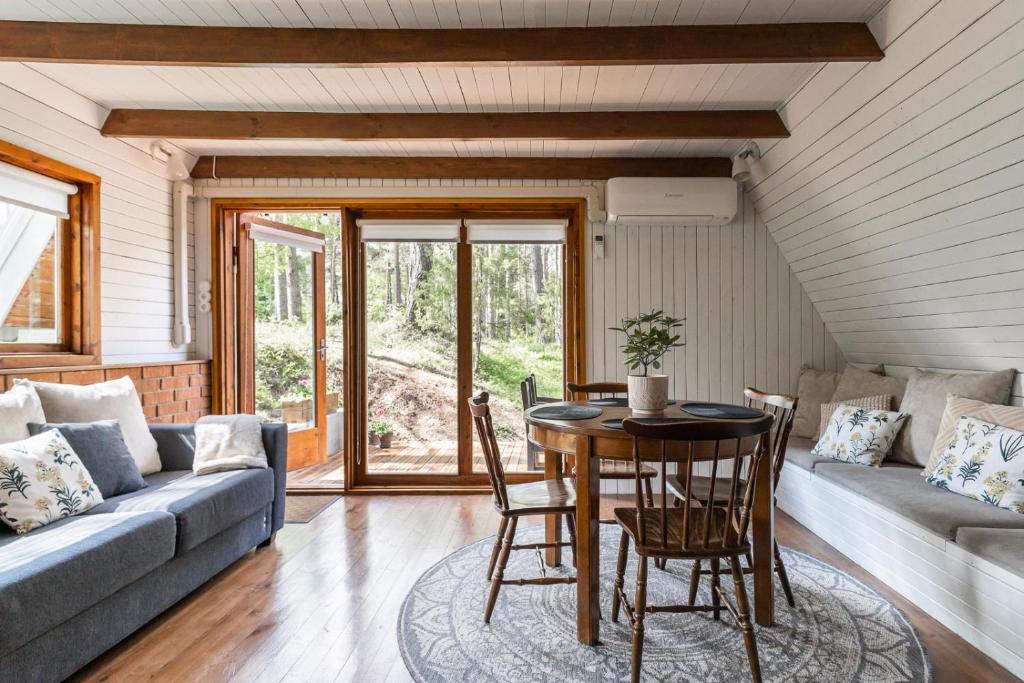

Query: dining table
left=524, top=400, right=776, bottom=646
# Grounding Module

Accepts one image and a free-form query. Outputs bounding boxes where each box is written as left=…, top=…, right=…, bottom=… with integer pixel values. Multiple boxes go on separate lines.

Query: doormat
left=284, top=494, right=342, bottom=523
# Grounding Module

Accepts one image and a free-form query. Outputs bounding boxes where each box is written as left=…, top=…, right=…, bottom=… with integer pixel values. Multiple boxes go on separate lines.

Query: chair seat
left=572, top=460, right=658, bottom=480
left=613, top=506, right=748, bottom=558
left=505, top=479, right=576, bottom=516
left=666, top=474, right=745, bottom=504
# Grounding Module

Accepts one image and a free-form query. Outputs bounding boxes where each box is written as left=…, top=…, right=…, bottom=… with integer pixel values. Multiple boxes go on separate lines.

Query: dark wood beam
left=0, top=21, right=883, bottom=67
left=189, top=155, right=733, bottom=179
left=102, top=110, right=788, bottom=140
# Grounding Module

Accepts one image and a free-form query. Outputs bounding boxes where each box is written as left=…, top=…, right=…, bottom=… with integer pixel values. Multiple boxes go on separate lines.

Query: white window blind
left=0, top=161, right=78, bottom=219
left=357, top=219, right=461, bottom=243
left=465, top=219, right=567, bottom=244
left=248, top=223, right=325, bottom=253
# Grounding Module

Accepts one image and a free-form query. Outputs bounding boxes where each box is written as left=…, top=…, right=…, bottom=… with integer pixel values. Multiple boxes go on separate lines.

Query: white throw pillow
left=0, top=383, right=45, bottom=445
left=0, top=429, right=104, bottom=534
left=15, top=377, right=161, bottom=475
left=193, top=415, right=267, bottom=476
left=925, top=416, right=1024, bottom=514
left=812, top=404, right=908, bottom=467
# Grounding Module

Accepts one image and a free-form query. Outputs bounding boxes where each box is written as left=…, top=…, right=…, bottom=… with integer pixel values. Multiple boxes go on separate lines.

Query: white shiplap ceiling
left=0, top=0, right=890, bottom=157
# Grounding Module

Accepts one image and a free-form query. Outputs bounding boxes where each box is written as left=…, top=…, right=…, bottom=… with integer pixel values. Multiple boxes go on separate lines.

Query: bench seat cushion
left=784, top=437, right=834, bottom=472
left=85, top=468, right=274, bottom=554
left=815, top=462, right=1024, bottom=540
left=955, top=527, right=1024, bottom=579
left=0, top=511, right=176, bottom=657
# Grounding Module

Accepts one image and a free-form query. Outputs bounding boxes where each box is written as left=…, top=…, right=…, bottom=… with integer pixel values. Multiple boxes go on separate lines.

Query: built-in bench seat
left=780, top=437, right=832, bottom=472
left=955, top=528, right=1024, bottom=579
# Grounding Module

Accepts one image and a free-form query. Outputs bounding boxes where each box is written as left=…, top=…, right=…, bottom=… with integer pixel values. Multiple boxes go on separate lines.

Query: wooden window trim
left=0, top=140, right=101, bottom=369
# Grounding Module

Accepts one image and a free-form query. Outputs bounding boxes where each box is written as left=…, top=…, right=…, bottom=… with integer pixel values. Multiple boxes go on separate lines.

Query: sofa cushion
left=814, top=462, right=1024, bottom=540
left=816, top=394, right=891, bottom=440
left=924, top=395, right=1024, bottom=477
left=831, top=365, right=908, bottom=409
left=85, top=468, right=274, bottom=554
left=892, top=368, right=1016, bottom=467
left=0, top=383, right=45, bottom=445
left=783, top=437, right=833, bottom=472
left=791, top=365, right=883, bottom=439
left=955, top=527, right=1024, bottom=578
left=28, top=420, right=146, bottom=499
left=0, top=510, right=175, bottom=657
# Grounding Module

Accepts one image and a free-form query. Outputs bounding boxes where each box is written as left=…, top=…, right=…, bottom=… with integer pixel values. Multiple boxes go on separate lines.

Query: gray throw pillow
left=28, top=420, right=147, bottom=499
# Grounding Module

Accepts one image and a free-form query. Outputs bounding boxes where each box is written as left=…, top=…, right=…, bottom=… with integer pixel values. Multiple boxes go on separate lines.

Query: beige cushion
left=831, top=365, right=907, bottom=408
left=891, top=368, right=1016, bottom=467
left=0, top=383, right=45, bottom=445
left=816, top=394, right=891, bottom=440
left=792, top=364, right=882, bottom=439
left=923, top=395, right=1024, bottom=477
left=15, top=376, right=161, bottom=475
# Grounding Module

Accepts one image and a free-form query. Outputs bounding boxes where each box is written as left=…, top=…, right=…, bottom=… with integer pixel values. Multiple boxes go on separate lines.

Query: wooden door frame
left=211, top=197, right=586, bottom=493
left=235, top=215, right=327, bottom=471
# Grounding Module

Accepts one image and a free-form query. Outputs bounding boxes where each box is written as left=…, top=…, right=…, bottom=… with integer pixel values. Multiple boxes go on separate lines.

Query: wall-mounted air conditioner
left=605, top=177, right=738, bottom=225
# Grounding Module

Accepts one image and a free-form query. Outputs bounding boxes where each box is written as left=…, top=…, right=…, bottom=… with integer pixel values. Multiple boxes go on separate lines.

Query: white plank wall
left=0, top=63, right=194, bottom=364
left=748, top=0, right=1024, bottom=404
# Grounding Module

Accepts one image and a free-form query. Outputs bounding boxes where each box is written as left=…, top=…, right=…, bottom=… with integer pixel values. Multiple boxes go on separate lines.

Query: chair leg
left=484, top=517, right=517, bottom=624
left=611, top=529, right=629, bottom=623
left=486, top=517, right=509, bottom=581
left=630, top=555, right=649, bottom=683
left=687, top=559, right=702, bottom=605
left=566, top=513, right=578, bottom=569
left=774, top=539, right=796, bottom=608
left=710, top=558, right=722, bottom=621
left=730, top=555, right=762, bottom=683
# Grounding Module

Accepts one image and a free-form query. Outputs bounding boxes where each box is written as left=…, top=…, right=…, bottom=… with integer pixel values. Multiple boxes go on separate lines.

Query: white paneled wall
left=0, top=63, right=193, bottom=364
left=749, top=0, right=1024, bottom=404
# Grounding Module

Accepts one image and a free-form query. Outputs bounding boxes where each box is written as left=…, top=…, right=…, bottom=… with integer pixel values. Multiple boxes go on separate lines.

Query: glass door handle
left=318, top=340, right=327, bottom=361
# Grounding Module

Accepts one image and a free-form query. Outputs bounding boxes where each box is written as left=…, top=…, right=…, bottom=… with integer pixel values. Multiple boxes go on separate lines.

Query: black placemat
left=603, top=416, right=689, bottom=430
left=679, top=402, right=763, bottom=419
left=600, top=418, right=624, bottom=430
left=588, top=397, right=627, bottom=407
left=529, top=405, right=603, bottom=420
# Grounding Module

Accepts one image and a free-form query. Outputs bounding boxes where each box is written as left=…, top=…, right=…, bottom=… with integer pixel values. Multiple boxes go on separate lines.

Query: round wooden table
left=524, top=400, right=777, bottom=646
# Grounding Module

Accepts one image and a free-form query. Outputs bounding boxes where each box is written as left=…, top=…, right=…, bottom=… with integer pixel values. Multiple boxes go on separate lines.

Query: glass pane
left=366, top=241, right=458, bottom=475
left=0, top=201, right=60, bottom=344
left=472, top=243, right=564, bottom=474
left=252, top=239, right=316, bottom=429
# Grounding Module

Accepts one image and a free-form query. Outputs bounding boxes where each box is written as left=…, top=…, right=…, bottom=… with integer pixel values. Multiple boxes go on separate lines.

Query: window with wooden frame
left=0, top=140, right=101, bottom=369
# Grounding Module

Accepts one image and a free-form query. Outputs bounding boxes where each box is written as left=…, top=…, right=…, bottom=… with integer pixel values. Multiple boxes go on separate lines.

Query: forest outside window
left=0, top=142, right=101, bottom=368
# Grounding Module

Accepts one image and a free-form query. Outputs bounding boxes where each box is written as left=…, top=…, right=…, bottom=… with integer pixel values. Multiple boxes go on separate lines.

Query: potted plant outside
left=611, top=310, right=685, bottom=415
left=370, top=420, right=395, bottom=448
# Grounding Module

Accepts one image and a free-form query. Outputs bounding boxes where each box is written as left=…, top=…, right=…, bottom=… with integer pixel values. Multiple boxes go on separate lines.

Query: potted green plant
left=611, top=310, right=685, bottom=415
left=369, top=419, right=395, bottom=449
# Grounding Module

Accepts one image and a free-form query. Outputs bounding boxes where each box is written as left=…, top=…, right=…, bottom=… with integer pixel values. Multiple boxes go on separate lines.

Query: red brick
left=199, top=363, right=210, bottom=374
left=142, top=365, right=173, bottom=379
left=190, top=373, right=211, bottom=387
left=157, top=401, right=187, bottom=416
left=149, top=415, right=173, bottom=424
left=135, top=378, right=161, bottom=393
left=173, top=363, right=203, bottom=377
left=187, top=397, right=211, bottom=412
left=142, top=389, right=174, bottom=406
left=175, top=386, right=201, bottom=401
left=142, top=405, right=158, bottom=419
left=174, top=410, right=202, bottom=424
left=200, top=385, right=211, bottom=398
left=107, top=367, right=143, bottom=381
left=160, top=376, right=189, bottom=390
left=59, top=370, right=106, bottom=385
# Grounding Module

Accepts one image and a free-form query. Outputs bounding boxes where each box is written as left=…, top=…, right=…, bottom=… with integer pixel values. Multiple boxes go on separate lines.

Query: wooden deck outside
left=287, top=438, right=534, bottom=488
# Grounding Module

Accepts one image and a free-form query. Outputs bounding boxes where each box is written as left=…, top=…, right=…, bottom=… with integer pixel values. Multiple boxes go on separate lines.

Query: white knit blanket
left=193, top=414, right=267, bottom=475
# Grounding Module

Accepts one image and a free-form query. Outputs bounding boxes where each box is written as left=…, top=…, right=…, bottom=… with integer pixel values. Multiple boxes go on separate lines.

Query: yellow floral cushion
left=922, top=395, right=1024, bottom=478
left=0, top=429, right=103, bottom=534
left=812, top=404, right=908, bottom=467
left=925, top=416, right=1024, bottom=514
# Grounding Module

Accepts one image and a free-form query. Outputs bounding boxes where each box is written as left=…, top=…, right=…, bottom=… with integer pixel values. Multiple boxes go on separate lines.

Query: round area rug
left=398, top=526, right=930, bottom=682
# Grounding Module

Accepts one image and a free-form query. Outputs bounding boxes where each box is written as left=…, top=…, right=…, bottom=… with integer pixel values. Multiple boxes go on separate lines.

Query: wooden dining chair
left=664, top=388, right=799, bottom=607
left=565, top=381, right=657, bottom=509
left=520, top=374, right=559, bottom=471
left=470, top=392, right=577, bottom=623
left=613, top=413, right=775, bottom=683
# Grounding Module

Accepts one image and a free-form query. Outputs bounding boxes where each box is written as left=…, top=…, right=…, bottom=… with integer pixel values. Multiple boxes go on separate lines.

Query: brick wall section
left=0, top=361, right=212, bottom=425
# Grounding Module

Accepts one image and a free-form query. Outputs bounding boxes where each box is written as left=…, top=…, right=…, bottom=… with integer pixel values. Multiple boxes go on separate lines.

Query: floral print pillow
left=0, top=429, right=103, bottom=534
left=811, top=405, right=908, bottom=467
left=926, top=416, right=1024, bottom=514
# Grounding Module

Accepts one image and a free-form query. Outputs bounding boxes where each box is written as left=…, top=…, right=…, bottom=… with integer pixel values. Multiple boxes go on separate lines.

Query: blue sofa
left=0, top=423, right=287, bottom=682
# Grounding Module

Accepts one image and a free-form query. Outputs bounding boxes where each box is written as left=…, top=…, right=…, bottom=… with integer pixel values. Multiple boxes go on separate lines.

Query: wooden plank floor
left=287, top=439, right=533, bottom=488
left=70, top=496, right=1018, bottom=683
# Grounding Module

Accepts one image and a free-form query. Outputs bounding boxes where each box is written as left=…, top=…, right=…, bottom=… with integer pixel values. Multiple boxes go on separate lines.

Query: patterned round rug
left=398, top=526, right=930, bottom=682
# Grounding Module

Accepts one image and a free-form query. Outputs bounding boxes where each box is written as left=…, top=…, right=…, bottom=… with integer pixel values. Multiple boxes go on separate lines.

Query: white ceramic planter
left=627, top=374, right=669, bottom=415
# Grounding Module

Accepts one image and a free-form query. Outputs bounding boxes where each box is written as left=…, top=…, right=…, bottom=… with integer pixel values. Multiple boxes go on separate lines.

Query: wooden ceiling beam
left=189, top=155, right=733, bottom=180
left=0, top=21, right=883, bottom=67
left=102, top=110, right=788, bottom=140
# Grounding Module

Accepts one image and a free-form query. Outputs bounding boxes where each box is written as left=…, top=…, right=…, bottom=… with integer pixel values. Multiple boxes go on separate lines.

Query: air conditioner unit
left=605, top=177, right=738, bottom=225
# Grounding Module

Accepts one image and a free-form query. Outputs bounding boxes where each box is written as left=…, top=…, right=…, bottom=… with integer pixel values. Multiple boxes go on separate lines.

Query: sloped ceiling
left=747, top=0, right=1024, bottom=400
